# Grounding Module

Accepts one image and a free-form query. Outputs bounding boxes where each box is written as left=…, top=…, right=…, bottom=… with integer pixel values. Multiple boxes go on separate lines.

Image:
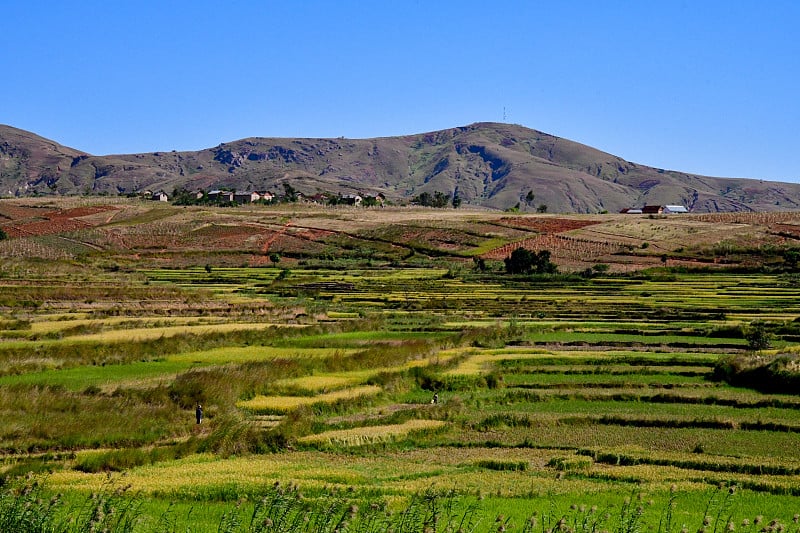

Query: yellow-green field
left=2, top=202, right=800, bottom=531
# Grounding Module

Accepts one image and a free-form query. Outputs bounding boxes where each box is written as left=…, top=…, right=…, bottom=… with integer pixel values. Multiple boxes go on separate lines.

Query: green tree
left=783, top=249, right=800, bottom=271
left=504, top=248, right=557, bottom=275
left=282, top=182, right=298, bottom=202
left=412, top=191, right=432, bottom=206
left=505, top=248, right=534, bottom=274
left=432, top=191, right=450, bottom=208
left=0, top=227, right=7, bottom=241
left=536, top=204, right=548, bottom=213
left=744, top=321, right=772, bottom=351
left=532, top=249, right=557, bottom=274
left=452, top=192, right=462, bottom=208
left=525, top=190, right=535, bottom=205
left=412, top=190, right=451, bottom=208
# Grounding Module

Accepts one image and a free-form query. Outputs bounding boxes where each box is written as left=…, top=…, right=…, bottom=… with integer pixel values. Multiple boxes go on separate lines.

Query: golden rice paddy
left=237, top=385, right=383, bottom=413
left=297, top=419, right=447, bottom=447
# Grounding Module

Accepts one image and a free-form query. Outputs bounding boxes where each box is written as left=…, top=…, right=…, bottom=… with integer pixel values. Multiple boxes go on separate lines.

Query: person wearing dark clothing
left=195, top=403, right=203, bottom=424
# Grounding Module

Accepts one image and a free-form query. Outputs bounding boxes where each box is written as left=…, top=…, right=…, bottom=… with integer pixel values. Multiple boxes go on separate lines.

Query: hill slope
left=2, top=122, right=800, bottom=213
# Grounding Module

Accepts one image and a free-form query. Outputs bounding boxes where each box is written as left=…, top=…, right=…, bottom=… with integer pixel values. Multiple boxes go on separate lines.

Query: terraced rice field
left=2, top=202, right=800, bottom=530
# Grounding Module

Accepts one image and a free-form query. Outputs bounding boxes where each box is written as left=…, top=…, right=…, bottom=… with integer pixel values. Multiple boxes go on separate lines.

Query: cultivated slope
left=2, top=122, right=800, bottom=213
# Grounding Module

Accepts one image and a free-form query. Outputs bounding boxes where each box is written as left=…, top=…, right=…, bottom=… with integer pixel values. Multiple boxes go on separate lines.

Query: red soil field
left=1, top=205, right=119, bottom=238
left=497, top=217, right=603, bottom=234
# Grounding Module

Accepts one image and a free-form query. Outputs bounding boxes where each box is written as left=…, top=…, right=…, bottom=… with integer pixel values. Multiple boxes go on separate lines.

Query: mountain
left=2, top=122, right=800, bottom=213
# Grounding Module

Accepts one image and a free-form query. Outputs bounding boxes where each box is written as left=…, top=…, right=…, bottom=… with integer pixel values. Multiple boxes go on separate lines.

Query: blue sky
left=3, top=1, right=798, bottom=182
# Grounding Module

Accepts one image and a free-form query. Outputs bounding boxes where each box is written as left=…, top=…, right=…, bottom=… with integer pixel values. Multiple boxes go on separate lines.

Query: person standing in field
left=196, top=403, right=203, bottom=424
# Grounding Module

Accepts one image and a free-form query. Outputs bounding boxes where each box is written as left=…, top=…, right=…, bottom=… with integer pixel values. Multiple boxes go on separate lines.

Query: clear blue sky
left=3, top=1, right=799, bottom=182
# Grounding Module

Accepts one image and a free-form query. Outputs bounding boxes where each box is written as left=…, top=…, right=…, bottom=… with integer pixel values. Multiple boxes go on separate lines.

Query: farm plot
left=443, top=349, right=800, bottom=462
left=3, top=205, right=800, bottom=529
left=269, top=333, right=800, bottom=501
left=146, top=266, right=798, bottom=325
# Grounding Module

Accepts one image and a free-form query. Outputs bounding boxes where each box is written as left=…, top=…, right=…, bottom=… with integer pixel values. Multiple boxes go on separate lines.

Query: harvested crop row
left=237, top=385, right=382, bottom=413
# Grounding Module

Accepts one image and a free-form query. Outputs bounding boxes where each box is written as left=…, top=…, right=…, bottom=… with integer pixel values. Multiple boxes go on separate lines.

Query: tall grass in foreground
left=0, top=474, right=143, bottom=533
left=3, top=477, right=800, bottom=533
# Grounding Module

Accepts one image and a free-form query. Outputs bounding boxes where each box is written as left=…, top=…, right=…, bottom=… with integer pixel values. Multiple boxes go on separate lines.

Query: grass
left=19, top=474, right=800, bottom=533
left=0, top=346, right=351, bottom=390
left=0, top=360, right=190, bottom=390
left=3, top=204, right=800, bottom=527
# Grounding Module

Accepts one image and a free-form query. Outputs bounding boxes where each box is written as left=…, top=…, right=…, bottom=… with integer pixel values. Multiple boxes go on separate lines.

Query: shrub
left=82, top=385, right=102, bottom=396
left=3, top=318, right=30, bottom=330
left=713, top=352, right=800, bottom=393
left=410, top=366, right=443, bottom=392
left=484, top=372, right=503, bottom=389
left=743, top=320, right=773, bottom=351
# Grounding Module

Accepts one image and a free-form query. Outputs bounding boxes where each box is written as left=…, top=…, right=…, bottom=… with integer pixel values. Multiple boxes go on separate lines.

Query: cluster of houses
left=620, top=205, right=689, bottom=214
left=146, top=189, right=386, bottom=207
left=145, top=189, right=275, bottom=203
left=204, top=190, right=275, bottom=204
left=146, top=191, right=689, bottom=213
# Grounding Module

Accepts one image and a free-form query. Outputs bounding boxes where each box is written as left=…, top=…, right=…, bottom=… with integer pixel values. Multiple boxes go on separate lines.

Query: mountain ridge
left=2, top=122, right=799, bottom=213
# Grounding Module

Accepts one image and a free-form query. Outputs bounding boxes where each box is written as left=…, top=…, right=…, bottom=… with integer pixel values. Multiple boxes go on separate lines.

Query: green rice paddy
left=2, top=261, right=800, bottom=531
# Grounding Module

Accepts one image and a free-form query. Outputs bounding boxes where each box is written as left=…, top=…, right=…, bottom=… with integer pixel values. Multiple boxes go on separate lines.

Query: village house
left=363, top=192, right=386, bottom=206
left=257, top=191, right=275, bottom=202
left=622, top=204, right=688, bottom=214
left=207, top=190, right=234, bottom=202
left=151, top=191, right=169, bottom=202
left=339, top=193, right=362, bottom=206
left=234, top=191, right=260, bottom=204
left=306, top=193, right=329, bottom=205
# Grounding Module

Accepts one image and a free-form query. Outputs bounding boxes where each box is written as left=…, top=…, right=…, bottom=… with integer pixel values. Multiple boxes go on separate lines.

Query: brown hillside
left=3, top=122, right=800, bottom=213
